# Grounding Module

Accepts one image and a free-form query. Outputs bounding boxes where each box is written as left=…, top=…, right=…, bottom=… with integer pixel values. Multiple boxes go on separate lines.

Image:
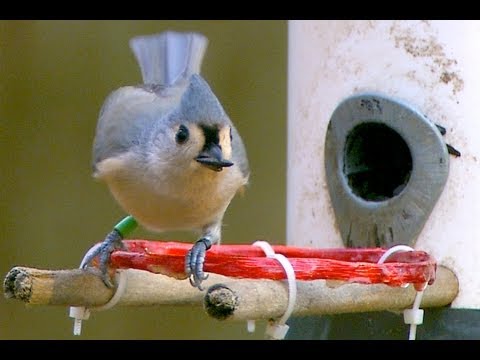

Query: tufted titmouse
left=82, top=31, right=249, bottom=290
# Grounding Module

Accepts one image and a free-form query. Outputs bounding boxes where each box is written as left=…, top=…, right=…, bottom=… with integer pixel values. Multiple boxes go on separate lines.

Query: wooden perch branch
left=3, top=266, right=229, bottom=307
left=204, top=266, right=458, bottom=321
left=4, top=265, right=458, bottom=322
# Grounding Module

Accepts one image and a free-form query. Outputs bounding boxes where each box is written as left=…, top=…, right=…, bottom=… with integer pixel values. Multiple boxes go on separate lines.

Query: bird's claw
left=185, top=238, right=212, bottom=290
left=81, top=229, right=125, bottom=288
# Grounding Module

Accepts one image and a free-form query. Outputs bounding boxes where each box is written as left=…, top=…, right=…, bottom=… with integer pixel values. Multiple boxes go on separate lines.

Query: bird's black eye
left=176, top=125, right=189, bottom=144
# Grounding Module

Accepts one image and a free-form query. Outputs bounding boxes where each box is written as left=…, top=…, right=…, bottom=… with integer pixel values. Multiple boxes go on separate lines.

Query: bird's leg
left=81, top=215, right=137, bottom=288
left=81, top=229, right=125, bottom=288
left=185, top=237, right=211, bottom=290
left=185, top=222, right=221, bottom=290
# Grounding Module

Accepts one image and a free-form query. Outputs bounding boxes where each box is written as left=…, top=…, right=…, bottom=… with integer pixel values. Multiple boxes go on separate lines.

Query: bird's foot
left=81, top=229, right=126, bottom=288
left=185, top=238, right=212, bottom=290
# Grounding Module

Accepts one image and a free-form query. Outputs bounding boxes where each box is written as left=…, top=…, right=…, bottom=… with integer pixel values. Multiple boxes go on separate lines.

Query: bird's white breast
left=95, top=153, right=246, bottom=232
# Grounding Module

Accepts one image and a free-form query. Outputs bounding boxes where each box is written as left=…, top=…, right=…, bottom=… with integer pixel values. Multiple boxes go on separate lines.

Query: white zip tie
left=404, top=288, right=425, bottom=340
left=248, top=241, right=297, bottom=340
left=377, top=244, right=428, bottom=340
left=92, top=271, right=128, bottom=311
left=377, top=245, right=415, bottom=264
left=69, top=243, right=128, bottom=335
left=246, top=320, right=256, bottom=333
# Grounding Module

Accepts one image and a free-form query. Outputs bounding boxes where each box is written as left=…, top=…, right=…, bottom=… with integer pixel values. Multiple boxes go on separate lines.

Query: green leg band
left=113, top=215, right=138, bottom=237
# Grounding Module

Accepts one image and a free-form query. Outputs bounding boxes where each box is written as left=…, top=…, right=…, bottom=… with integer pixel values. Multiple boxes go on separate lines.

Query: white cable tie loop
left=253, top=241, right=276, bottom=258
left=377, top=245, right=415, bottom=264
left=377, top=245, right=415, bottom=288
left=251, top=241, right=297, bottom=340
left=377, top=244, right=428, bottom=340
left=91, top=270, right=128, bottom=311
left=69, top=243, right=128, bottom=335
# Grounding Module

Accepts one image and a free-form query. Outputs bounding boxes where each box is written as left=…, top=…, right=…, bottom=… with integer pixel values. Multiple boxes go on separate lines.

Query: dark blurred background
left=0, top=20, right=287, bottom=339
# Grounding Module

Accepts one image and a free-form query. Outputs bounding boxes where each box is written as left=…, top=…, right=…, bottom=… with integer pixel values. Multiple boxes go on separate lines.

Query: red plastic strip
left=106, top=240, right=436, bottom=290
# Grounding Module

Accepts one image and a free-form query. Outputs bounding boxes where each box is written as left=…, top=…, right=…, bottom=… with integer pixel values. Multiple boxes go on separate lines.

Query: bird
left=81, top=31, right=250, bottom=290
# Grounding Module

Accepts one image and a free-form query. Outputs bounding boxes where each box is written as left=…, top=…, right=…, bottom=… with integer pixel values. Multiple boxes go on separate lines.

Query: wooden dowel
left=4, top=265, right=458, bottom=321
left=4, top=266, right=228, bottom=307
left=204, top=266, right=458, bottom=321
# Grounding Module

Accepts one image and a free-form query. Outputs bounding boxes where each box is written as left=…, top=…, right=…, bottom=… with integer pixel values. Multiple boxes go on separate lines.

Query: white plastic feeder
left=287, top=20, right=480, bottom=309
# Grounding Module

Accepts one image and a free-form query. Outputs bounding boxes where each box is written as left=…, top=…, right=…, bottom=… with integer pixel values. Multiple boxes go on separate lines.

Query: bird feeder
left=286, top=20, right=478, bottom=339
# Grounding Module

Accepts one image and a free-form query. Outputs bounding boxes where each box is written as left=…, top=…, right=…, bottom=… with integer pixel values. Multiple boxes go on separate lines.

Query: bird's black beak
left=196, top=144, right=234, bottom=172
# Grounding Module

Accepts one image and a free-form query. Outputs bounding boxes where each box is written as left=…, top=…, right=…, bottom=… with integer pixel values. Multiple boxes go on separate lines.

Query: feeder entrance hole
left=343, top=122, right=413, bottom=202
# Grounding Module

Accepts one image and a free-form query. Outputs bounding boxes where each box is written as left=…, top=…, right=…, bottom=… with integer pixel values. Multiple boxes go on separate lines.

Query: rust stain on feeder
left=390, top=20, right=464, bottom=96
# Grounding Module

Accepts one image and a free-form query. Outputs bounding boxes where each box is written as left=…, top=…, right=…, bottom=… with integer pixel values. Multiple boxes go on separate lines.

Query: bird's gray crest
left=178, top=74, right=228, bottom=125
left=130, top=31, right=208, bottom=86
